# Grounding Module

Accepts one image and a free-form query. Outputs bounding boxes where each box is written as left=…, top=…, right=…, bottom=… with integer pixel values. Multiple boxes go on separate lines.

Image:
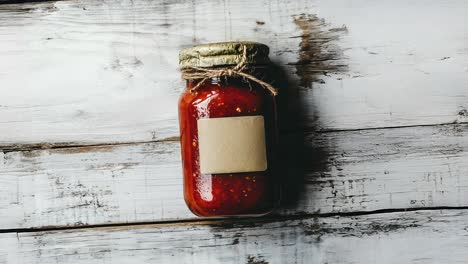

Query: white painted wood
left=0, top=209, right=466, bottom=264
left=0, top=141, right=191, bottom=229
left=1, top=123, right=468, bottom=229
left=1, top=0, right=468, bottom=144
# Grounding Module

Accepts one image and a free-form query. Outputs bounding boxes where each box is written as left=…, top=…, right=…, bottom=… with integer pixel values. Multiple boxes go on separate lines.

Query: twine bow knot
left=181, top=45, right=278, bottom=96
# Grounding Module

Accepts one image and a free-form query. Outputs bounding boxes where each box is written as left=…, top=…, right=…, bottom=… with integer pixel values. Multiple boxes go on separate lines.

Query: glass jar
left=178, top=42, right=279, bottom=217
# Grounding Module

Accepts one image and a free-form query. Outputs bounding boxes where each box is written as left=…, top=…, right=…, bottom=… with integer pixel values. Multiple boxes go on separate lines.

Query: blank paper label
left=197, top=116, right=268, bottom=174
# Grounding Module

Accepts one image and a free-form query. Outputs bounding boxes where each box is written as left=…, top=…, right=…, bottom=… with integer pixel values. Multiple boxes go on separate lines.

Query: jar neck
left=186, top=76, right=252, bottom=90
left=186, top=67, right=270, bottom=89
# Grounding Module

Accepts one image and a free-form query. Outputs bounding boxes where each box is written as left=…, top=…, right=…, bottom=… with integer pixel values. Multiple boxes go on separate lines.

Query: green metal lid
left=179, top=41, right=270, bottom=70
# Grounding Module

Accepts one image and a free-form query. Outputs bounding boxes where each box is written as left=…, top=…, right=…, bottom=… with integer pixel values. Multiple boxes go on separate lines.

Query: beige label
left=197, top=115, right=268, bottom=174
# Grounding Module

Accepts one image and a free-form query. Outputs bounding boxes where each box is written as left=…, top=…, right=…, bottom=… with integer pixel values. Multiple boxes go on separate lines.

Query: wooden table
left=1, top=0, right=468, bottom=263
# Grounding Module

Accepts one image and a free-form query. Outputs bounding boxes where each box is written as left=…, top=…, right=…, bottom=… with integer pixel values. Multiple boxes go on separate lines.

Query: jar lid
left=179, top=41, right=270, bottom=70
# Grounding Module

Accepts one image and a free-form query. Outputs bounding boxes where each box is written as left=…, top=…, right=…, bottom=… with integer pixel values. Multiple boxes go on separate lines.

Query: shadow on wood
left=275, top=13, right=349, bottom=210
left=273, top=62, right=334, bottom=210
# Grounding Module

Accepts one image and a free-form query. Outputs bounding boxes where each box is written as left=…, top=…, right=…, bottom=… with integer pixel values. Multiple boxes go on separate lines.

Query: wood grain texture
left=2, top=123, right=468, bottom=229
left=0, top=209, right=467, bottom=264
left=1, top=0, right=468, bottom=145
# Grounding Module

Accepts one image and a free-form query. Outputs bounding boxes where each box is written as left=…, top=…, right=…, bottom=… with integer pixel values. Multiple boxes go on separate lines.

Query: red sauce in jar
left=178, top=77, right=279, bottom=217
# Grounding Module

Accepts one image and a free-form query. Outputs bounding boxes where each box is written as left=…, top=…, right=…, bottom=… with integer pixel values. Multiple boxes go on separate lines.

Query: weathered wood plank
left=1, top=123, right=468, bottom=229
left=1, top=0, right=468, bottom=144
left=0, top=209, right=466, bottom=264
left=0, top=140, right=190, bottom=229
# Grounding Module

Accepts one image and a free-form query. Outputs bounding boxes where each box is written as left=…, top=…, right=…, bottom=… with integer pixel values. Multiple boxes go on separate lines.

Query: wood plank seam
left=1, top=206, right=468, bottom=234
left=0, top=136, right=180, bottom=154
left=1, top=121, right=466, bottom=153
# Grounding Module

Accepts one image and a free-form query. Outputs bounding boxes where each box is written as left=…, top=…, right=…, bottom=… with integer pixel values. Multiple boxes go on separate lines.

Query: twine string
left=181, top=45, right=278, bottom=96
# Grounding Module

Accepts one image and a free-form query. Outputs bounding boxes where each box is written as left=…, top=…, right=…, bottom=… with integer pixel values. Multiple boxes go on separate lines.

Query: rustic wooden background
left=1, top=0, right=468, bottom=263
